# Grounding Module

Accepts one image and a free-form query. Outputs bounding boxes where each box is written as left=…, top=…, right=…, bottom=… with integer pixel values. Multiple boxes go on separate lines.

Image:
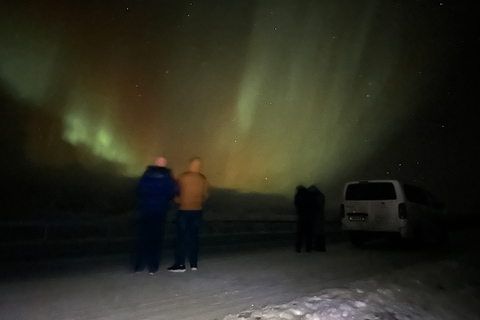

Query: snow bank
left=224, top=246, right=480, bottom=320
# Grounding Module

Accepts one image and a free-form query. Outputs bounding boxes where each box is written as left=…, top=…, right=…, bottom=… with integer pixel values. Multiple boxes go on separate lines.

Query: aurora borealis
left=0, top=1, right=478, bottom=213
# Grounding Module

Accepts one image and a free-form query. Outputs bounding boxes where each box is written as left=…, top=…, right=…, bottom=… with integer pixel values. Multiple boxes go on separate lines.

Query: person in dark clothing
left=134, top=156, right=178, bottom=275
left=308, top=185, right=326, bottom=252
left=294, top=185, right=315, bottom=252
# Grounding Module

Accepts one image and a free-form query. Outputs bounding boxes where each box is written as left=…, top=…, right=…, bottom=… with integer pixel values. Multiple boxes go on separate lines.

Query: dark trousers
left=296, top=217, right=315, bottom=252
left=174, top=210, right=203, bottom=267
left=134, top=212, right=167, bottom=273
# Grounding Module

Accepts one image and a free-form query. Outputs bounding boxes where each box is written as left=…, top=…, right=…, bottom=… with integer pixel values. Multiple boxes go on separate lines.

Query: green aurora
left=0, top=1, right=477, bottom=214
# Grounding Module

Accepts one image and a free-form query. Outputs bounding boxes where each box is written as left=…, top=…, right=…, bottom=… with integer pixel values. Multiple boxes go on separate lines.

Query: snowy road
left=0, top=229, right=479, bottom=320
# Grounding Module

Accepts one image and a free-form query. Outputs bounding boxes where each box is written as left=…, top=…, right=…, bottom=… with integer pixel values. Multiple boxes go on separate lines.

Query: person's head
left=188, top=157, right=202, bottom=172
left=155, top=156, right=167, bottom=167
left=296, top=185, right=307, bottom=191
left=308, top=185, right=320, bottom=193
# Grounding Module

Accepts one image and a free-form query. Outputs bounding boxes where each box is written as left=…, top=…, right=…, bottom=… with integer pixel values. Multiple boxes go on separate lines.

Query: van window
left=403, top=184, right=428, bottom=205
left=345, top=183, right=397, bottom=200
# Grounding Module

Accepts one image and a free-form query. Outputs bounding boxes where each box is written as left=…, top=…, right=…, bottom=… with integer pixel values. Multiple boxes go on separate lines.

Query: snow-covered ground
left=224, top=228, right=480, bottom=320
left=0, top=226, right=479, bottom=320
left=224, top=255, right=479, bottom=320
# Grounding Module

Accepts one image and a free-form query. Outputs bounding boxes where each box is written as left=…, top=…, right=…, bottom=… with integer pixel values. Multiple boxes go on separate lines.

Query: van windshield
left=346, top=183, right=397, bottom=200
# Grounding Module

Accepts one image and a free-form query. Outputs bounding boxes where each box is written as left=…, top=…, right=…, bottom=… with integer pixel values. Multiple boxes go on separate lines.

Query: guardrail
left=0, top=218, right=342, bottom=261
left=0, top=219, right=299, bottom=243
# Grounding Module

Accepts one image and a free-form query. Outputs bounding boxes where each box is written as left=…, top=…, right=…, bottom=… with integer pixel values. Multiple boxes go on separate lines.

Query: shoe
left=149, top=272, right=155, bottom=276
left=191, top=265, right=198, bottom=271
left=167, top=265, right=186, bottom=272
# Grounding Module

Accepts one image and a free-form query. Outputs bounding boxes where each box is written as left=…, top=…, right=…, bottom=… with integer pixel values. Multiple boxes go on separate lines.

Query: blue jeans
left=174, top=210, right=203, bottom=266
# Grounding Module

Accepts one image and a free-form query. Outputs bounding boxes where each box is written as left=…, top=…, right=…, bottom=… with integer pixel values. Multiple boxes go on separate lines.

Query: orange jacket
left=175, top=159, right=208, bottom=210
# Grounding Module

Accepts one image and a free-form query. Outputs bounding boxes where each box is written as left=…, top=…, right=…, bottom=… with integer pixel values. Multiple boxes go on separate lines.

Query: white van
left=340, top=180, right=448, bottom=246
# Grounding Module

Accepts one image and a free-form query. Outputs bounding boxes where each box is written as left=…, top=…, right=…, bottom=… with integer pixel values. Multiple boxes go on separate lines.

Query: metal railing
left=0, top=217, right=342, bottom=260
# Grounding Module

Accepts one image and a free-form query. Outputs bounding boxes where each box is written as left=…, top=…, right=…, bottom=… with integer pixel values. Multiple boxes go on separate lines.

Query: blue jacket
left=138, top=166, right=177, bottom=214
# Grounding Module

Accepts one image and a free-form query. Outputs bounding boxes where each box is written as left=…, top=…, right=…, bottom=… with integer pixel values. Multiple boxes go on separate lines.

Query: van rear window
left=345, top=183, right=397, bottom=200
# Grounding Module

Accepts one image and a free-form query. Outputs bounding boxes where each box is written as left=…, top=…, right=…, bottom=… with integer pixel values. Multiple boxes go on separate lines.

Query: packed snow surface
left=0, top=227, right=479, bottom=320
left=224, top=230, right=480, bottom=320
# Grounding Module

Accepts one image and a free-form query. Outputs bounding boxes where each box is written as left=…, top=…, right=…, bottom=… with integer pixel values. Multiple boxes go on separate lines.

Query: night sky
left=1, top=1, right=478, bottom=215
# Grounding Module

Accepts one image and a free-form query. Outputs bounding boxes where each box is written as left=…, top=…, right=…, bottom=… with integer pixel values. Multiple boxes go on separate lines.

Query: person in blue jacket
left=134, top=156, right=178, bottom=274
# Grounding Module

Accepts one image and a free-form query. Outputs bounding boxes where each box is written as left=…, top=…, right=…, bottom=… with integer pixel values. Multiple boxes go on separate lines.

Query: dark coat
left=294, top=186, right=311, bottom=217
left=309, top=187, right=326, bottom=233
left=138, top=166, right=177, bottom=213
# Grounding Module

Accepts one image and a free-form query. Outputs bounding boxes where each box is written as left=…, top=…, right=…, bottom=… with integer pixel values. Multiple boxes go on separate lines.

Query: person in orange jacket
left=168, top=157, right=209, bottom=272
